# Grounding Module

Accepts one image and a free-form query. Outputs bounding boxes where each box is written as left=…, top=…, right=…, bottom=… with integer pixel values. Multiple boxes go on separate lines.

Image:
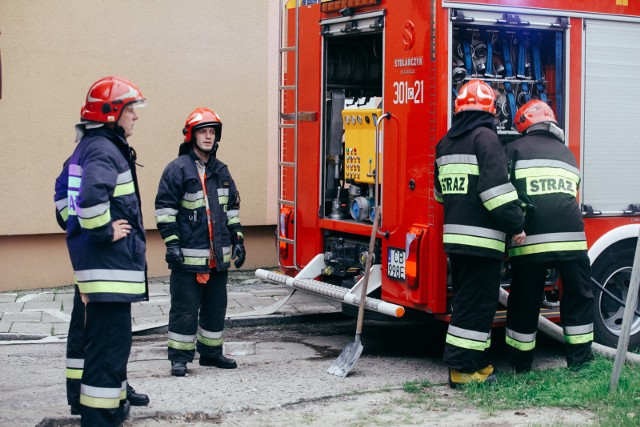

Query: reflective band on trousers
left=66, top=357, right=84, bottom=380
left=505, top=328, right=537, bottom=351
left=197, top=327, right=223, bottom=348
left=479, top=182, right=519, bottom=211
left=168, top=331, right=196, bottom=351
left=564, top=324, right=594, bottom=344
left=446, top=325, right=490, bottom=351
left=508, top=232, right=587, bottom=257
left=80, top=384, right=122, bottom=409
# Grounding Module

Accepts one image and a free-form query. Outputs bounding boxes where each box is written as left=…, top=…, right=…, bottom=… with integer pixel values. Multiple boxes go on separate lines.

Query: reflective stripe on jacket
left=505, top=130, right=587, bottom=264
left=434, top=116, right=525, bottom=259
left=53, top=127, right=147, bottom=303
left=155, top=149, right=243, bottom=273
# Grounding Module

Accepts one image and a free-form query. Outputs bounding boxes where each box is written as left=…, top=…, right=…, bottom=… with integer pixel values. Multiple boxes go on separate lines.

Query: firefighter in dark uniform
left=155, top=107, right=246, bottom=377
left=434, top=79, right=526, bottom=388
left=505, top=99, right=594, bottom=372
left=54, top=76, right=149, bottom=426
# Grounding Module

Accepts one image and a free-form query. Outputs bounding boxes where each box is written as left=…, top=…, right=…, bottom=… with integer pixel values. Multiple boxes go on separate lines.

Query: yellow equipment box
left=342, top=108, right=382, bottom=185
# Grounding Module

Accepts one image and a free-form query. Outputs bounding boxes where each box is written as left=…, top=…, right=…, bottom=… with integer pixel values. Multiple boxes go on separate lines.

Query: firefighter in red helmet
left=505, top=99, right=594, bottom=373
left=54, top=76, right=149, bottom=426
left=434, top=79, right=526, bottom=388
left=155, top=107, right=246, bottom=377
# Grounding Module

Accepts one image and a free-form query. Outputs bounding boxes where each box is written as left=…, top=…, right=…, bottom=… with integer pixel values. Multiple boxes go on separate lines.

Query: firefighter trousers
left=507, top=255, right=594, bottom=372
left=80, top=302, right=132, bottom=427
left=167, top=269, right=229, bottom=363
left=66, top=285, right=84, bottom=407
left=443, top=254, right=501, bottom=372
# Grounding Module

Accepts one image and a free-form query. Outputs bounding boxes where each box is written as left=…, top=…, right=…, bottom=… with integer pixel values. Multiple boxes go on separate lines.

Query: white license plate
left=387, top=248, right=405, bottom=280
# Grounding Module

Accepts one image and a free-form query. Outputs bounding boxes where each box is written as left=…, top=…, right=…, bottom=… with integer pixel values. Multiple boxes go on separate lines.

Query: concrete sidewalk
left=0, top=269, right=342, bottom=344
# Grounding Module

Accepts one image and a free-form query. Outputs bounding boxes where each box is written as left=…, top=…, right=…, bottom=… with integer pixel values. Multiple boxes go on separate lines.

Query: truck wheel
left=591, top=240, right=640, bottom=350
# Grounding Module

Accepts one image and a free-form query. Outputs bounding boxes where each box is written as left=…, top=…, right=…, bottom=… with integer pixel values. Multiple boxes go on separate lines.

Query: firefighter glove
left=165, top=243, right=184, bottom=270
left=232, top=242, right=246, bottom=269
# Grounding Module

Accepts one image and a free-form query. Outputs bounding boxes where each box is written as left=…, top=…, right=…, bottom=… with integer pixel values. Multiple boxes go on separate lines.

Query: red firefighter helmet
left=182, top=107, right=223, bottom=143
left=80, top=76, right=145, bottom=123
left=454, top=79, right=496, bottom=115
left=514, top=99, right=557, bottom=133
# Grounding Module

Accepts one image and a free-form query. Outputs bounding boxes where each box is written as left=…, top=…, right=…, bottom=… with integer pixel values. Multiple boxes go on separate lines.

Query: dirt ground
left=6, top=318, right=596, bottom=427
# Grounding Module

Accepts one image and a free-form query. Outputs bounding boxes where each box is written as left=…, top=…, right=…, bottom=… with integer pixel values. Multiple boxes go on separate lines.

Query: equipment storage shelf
left=450, top=8, right=567, bottom=142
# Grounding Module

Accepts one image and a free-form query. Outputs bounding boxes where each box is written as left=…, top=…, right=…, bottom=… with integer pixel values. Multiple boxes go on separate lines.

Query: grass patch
left=403, top=379, right=433, bottom=394
left=460, top=355, right=640, bottom=426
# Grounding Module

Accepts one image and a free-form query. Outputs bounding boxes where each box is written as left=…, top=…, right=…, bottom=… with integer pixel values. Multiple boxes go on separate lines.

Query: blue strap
left=517, top=37, right=531, bottom=105
left=482, top=30, right=494, bottom=78
left=500, top=31, right=517, bottom=127
left=555, top=32, right=563, bottom=127
left=462, top=38, right=473, bottom=75
left=532, top=37, right=548, bottom=103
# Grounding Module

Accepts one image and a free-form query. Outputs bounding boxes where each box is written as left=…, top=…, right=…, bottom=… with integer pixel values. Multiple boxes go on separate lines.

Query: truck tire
left=591, top=240, right=640, bottom=350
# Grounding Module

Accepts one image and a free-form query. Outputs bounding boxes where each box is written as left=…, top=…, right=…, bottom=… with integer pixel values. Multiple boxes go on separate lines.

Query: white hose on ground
left=498, top=288, right=640, bottom=365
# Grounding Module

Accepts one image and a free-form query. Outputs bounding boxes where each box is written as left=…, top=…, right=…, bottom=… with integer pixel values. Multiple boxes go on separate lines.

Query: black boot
left=171, top=361, right=188, bottom=376
left=126, top=382, right=150, bottom=406
left=199, top=355, right=237, bottom=369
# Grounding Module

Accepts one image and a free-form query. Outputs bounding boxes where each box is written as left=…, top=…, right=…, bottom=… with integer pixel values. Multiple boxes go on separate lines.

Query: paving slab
left=0, top=294, right=17, bottom=303
left=2, top=311, right=42, bottom=323
left=9, top=321, right=53, bottom=335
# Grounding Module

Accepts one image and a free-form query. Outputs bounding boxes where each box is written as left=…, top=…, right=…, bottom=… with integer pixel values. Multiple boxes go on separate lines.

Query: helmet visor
left=129, top=99, right=147, bottom=109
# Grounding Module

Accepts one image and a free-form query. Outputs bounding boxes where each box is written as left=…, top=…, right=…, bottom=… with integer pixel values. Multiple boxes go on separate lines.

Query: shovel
left=327, top=206, right=380, bottom=377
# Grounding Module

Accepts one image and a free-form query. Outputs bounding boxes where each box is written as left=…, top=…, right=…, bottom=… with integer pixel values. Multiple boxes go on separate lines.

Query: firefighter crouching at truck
left=434, top=79, right=526, bottom=388
left=505, top=100, right=594, bottom=373
left=54, top=76, right=150, bottom=426
left=155, top=107, right=246, bottom=377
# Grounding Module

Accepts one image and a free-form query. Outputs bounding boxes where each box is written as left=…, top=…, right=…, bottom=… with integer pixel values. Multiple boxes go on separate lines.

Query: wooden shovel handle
left=355, top=206, right=380, bottom=335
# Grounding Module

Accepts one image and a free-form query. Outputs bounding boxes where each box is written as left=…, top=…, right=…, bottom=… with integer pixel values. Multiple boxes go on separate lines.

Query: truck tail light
left=279, top=207, right=293, bottom=260
left=405, top=226, right=424, bottom=289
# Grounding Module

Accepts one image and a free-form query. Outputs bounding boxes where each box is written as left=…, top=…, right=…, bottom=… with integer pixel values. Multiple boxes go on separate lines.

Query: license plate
left=387, top=247, right=405, bottom=280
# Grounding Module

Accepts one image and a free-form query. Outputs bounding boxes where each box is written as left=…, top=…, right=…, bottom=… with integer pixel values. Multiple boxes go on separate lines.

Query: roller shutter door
left=583, top=20, right=640, bottom=212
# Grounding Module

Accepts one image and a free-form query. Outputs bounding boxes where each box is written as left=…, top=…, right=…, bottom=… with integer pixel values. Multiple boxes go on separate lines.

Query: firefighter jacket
left=54, top=126, right=147, bottom=303
left=505, top=126, right=587, bottom=264
left=434, top=112, right=525, bottom=259
left=155, top=148, right=243, bottom=272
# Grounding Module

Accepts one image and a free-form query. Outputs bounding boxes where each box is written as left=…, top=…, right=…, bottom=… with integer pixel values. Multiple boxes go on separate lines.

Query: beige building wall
left=0, top=1, right=280, bottom=291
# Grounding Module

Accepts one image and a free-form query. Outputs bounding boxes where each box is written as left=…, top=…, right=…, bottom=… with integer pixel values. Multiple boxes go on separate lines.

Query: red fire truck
left=257, top=0, right=640, bottom=349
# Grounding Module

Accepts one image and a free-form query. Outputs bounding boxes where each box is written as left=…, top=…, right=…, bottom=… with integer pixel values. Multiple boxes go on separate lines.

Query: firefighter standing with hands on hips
left=434, top=79, right=526, bottom=388
left=155, top=107, right=246, bottom=377
left=505, top=100, right=594, bottom=373
left=54, top=76, right=150, bottom=426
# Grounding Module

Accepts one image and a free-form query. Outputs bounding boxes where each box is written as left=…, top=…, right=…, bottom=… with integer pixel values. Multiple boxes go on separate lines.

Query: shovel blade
left=327, top=336, right=363, bottom=377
